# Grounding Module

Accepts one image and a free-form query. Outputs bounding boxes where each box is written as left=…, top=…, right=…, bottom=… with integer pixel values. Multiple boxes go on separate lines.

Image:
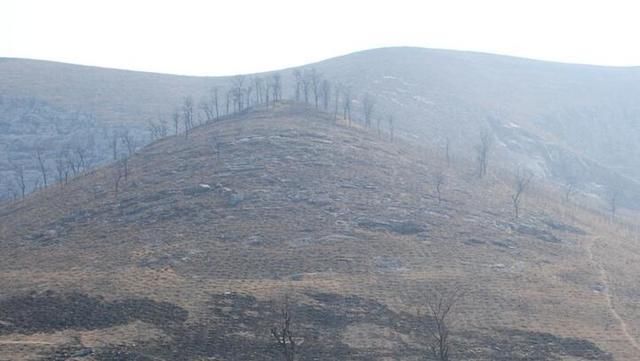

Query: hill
left=1, top=104, right=640, bottom=360
left=3, top=48, right=640, bottom=207
left=0, top=58, right=226, bottom=200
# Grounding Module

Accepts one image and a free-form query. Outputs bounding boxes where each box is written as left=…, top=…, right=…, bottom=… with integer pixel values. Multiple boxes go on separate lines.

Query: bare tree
left=564, top=177, right=577, bottom=203
left=148, top=116, right=168, bottom=141
left=388, top=114, right=394, bottom=142
left=362, top=93, right=375, bottom=128
left=333, top=83, right=342, bottom=122
left=320, top=79, right=331, bottom=110
left=293, top=69, right=302, bottom=102
left=209, top=136, right=222, bottom=162
left=301, top=70, right=311, bottom=105
left=225, top=90, right=232, bottom=115
left=265, top=79, right=272, bottom=107
left=212, top=87, right=220, bottom=120
left=182, top=96, right=194, bottom=137
left=121, top=156, right=129, bottom=181
left=113, top=161, right=124, bottom=198
left=512, top=168, right=533, bottom=220
left=199, top=98, right=215, bottom=122
left=231, top=75, right=246, bottom=112
left=421, top=288, right=463, bottom=361
left=35, top=148, right=48, bottom=188
left=271, top=296, right=297, bottom=361
left=342, top=87, right=352, bottom=125
left=110, top=131, right=119, bottom=160
left=55, top=156, right=68, bottom=185
left=74, top=146, right=88, bottom=173
left=254, top=77, right=264, bottom=105
left=310, top=68, right=321, bottom=109
left=272, top=73, right=282, bottom=103
left=172, top=110, right=180, bottom=135
left=434, top=170, right=445, bottom=204
left=120, top=131, right=136, bottom=156
left=246, top=84, right=253, bottom=108
left=65, top=149, right=79, bottom=177
left=12, top=164, right=26, bottom=199
left=475, top=129, right=493, bottom=178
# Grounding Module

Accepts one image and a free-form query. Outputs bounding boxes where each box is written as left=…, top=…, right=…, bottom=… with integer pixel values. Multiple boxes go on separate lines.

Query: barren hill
left=1, top=104, right=640, bottom=360
left=3, top=48, right=640, bottom=206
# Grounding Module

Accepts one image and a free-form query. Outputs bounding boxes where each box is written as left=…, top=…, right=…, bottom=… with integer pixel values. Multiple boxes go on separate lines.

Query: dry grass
left=1, top=103, right=639, bottom=360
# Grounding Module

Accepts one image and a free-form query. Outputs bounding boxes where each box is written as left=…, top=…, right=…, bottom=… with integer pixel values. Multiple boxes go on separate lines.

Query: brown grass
left=1, top=103, right=639, bottom=360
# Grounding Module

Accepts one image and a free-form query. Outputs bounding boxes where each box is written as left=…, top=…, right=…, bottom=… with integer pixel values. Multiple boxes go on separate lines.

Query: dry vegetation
left=1, top=103, right=639, bottom=360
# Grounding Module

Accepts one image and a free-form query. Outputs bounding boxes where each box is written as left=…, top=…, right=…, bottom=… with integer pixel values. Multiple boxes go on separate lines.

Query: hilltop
left=3, top=47, right=640, bottom=207
left=1, top=104, right=640, bottom=360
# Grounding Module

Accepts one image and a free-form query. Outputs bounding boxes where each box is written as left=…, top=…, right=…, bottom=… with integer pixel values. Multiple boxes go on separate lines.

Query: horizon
left=3, top=0, right=640, bottom=76
left=4, top=46, right=640, bottom=78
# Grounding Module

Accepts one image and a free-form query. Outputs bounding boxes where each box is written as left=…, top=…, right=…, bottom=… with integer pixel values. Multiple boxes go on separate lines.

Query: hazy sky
left=2, top=0, right=639, bottom=76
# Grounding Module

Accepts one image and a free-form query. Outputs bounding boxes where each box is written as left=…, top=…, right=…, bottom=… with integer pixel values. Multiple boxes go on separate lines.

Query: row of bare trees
left=1, top=141, right=101, bottom=201
left=292, top=68, right=331, bottom=110
left=291, top=67, right=395, bottom=142
left=145, top=67, right=397, bottom=145
left=151, top=73, right=285, bottom=140
left=0, top=127, right=143, bottom=202
left=429, top=129, right=536, bottom=220
left=270, top=288, right=462, bottom=361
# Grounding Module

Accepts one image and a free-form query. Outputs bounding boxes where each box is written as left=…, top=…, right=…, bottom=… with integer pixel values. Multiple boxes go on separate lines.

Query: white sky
left=2, top=0, right=639, bottom=76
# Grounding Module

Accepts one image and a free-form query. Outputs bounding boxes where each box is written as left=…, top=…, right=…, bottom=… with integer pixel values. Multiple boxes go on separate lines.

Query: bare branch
left=607, top=184, right=620, bottom=220
left=511, top=168, right=533, bottom=220
left=35, top=148, right=48, bottom=188
left=182, top=96, right=194, bottom=137
left=120, top=131, right=136, bottom=156
left=271, top=295, right=297, bottom=361
left=475, top=129, right=493, bottom=178
left=422, top=287, right=464, bottom=361
left=12, top=164, right=26, bottom=199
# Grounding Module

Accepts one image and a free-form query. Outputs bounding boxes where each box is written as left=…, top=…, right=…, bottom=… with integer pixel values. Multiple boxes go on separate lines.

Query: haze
left=2, top=0, right=640, bottom=76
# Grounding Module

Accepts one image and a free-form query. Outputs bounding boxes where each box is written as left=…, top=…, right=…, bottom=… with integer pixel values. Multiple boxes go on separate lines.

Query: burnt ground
left=0, top=291, right=611, bottom=361
left=0, top=291, right=187, bottom=335
left=459, top=329, right=613, bottom=361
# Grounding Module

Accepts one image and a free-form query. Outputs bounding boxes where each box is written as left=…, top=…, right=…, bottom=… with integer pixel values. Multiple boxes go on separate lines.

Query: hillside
left=0, top=58, right=225, bottom=200
left=3, top=48, right=640, bottom=206
left=1, top=104, right=640, bottom=360
left=307, top=48, right=640, bottom=206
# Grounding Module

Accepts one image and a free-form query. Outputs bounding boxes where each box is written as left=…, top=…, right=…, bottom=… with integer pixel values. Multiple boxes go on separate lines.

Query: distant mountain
left=305, top=48, right=640, bottom=205
left=2, top=48, right=640, bottom=205
left=0, top=58, right=225, bottom=198
left=1, top=104, right=637, bottom=359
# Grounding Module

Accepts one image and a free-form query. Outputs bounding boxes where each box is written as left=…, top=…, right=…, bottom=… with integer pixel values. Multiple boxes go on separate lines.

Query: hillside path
left=585, top=238, right=640, bottom=353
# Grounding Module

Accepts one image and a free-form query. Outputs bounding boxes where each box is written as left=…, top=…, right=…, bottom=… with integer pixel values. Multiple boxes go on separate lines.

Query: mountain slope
left=1, top=104, right=640, bottom=360
left=306, top=48, right=640, bottom=204
left=0, top=57, right=220, bottom=123
left=3, top=48, right=640, bottom=206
